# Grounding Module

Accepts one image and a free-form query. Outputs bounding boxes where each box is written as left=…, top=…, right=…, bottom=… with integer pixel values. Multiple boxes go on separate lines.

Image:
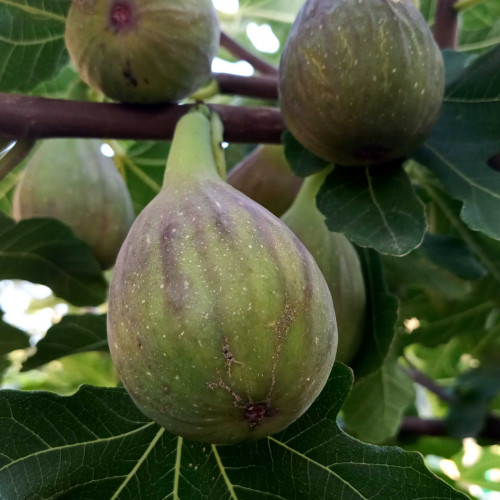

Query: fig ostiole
left=13, top=139, right=135, bottom=270
left=228, top=145, right=303, bottom=217
left=282, top=168, right=366, bottom=364
left=65, top=0, right=220, bottom=103
left=279, top=0, right=445, bottom=167
left=107, top=109, right=337, bottom=444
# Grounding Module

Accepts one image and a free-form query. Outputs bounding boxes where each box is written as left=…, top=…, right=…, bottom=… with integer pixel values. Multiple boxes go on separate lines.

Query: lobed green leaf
left=21, top=314, right=108, bottom=372
left=0, top=0, right=71, bottom=93
left=317, top=165, right=427, bottom=256
left=413, top=45, right=500, bottom=241
left=0, top=214, right=108, bottom=307
left=0, top=363, right=467, bottom=499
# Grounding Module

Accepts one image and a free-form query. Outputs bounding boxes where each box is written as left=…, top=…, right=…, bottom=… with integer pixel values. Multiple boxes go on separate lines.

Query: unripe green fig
left=65, top=0, right=220, bottom=103
left=282, top=168, right=366, bottom=364
left=227, top=145, right=303, bottom=217
left=279, top=0, right=445, bottom=167
left=107, top=110, right=337, bottom=444
left=13, top=139, right=135, bottom=269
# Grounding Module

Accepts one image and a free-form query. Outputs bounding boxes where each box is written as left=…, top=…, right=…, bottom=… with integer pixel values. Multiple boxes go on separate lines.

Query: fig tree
left=279, top=0, right=445, bottom=167
left=107, top=109, right=337, bottom=444
left=65, top=0, right=220, bottom=103
left=282, top=168, right=366, bottom=364
left=13, top=139, right=135, bottom=269
left=228, top=145, right=303, bottom=217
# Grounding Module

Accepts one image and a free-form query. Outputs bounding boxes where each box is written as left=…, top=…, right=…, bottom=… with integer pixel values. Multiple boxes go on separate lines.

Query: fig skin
left=65, top=0, right=220, bottom=103
left=13, top=139, right=135, bottom=269
left=107, top=110, right=337, bottom=444
left=227, top=145, right=303, bottom=217
left=282, top=168, right=366, bottom=364
left=279, top=0, right=445, bottom=167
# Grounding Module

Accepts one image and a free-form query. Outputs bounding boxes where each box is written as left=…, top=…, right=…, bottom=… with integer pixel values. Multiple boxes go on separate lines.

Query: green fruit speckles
left=107, top=111, right=337, bottom=444
left=279, top=0, right=445, bottom=167
left=282, top=168, right=366, bottom=364
left=13, top=139, right=135, bottom=269
left=65, top=0, right=220, bottom=103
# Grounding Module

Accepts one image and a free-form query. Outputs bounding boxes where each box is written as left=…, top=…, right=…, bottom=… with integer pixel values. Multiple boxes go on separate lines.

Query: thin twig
left=399, top=416, right=500, bottom=441
left=404, top=366, right=454, bottom=403
left=220, top=32, right=279, bottom=77
left=0, top=93, right=285, bottom=144
left=216, top=73, right=278, bottom=100
left=433, top=0, right=459, bottom=49
left=403, top=362, right=500, bottom=442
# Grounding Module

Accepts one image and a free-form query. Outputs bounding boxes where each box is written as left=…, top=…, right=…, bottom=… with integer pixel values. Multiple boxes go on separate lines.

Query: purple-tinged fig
left=65, top=0, right=220, bottom=103
left=107, top=109, right=337, bottom=444
left=279, top=0, right=445, bottom=167
left=282, top=168, right=366, bottom=363
left=228, top=145, right=303, bottom=217
left=13, top=139, right=135, bottom=269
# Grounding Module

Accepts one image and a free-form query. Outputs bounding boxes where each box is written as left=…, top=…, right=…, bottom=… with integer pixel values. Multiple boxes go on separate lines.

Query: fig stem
left=284, top=166, right=333, bottom=217
left=190, top=79, right=221, bottom=101
left=164, top=111, right=220, bottom=184
left=453, top=0, right=487, bottom=10
left=210, top=112, right=227, bottom=181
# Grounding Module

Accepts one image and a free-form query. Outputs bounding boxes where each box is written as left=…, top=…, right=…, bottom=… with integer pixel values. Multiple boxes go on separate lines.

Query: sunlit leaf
left=22, top=314, right=108, bottom=372
left=0, top=0, right=71, bottom=92
left=0, top=214, right=107, bottom=307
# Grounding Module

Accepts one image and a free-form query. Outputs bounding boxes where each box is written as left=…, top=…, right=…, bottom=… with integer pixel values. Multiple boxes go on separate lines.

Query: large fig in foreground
left=228, top=145, right=303, bottom=217
left=282, top=168, right=366, bottom=364
left=65, top=0, right=220, bottom=103
left=13, top=139, right=135, bottom=269
left=279, top=0, right=445, bottom=167
left=108, top=110, right=337, bottom=444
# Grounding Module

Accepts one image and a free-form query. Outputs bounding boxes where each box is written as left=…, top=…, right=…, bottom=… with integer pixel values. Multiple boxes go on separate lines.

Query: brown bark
left=0, top=93, right=285, bottom=144
left=434, top=0, right=459, bottom=49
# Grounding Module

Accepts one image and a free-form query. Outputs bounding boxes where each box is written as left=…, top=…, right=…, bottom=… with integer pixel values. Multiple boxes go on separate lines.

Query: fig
left=13, top=139, right=135, bottom=269
left=279, top=0, right=445, bottom=167
left=282, top=168, right=366, bottom=363
left=65, top=0, right=220, bottom=103
left=107, top=109, right=337, bottom=444
left=227, top=145, right=303, bottom=217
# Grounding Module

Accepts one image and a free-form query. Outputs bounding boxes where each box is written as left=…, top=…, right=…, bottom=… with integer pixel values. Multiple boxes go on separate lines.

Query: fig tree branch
left=434, top=0, right=459, bottom=49
left=0, top=93, right=285, bottom=144
left=216, top=73, right=278, bottom=100
left=399, top=416, right=500, bottom=441
left=405, top=366, right=454, bottom=403
left=220, top=32, right=279, bottom=77
left=405, top=364, right=500, bottom=441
